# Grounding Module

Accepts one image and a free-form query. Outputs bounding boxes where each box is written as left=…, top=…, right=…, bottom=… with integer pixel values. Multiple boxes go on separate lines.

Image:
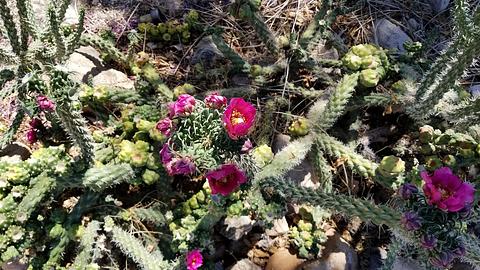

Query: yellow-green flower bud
left=360, top=55, right=381, bottom=69
left=188, top=197, right=199, bottom=209
left=123, top=121, right=135, bottom=133
left=135, top=52, right=150, bottom=67
left=419, top=125, right=434, bottom=143
left=442, top=155, right=456, bottom=167
left=359, top=69, right=380, bottom=88
left=157, top=23, right=167, bottom=33
left=252, top=144, right=274, bottom=168
left=250, top=65, right=263, bottom=77
left=136, top=119, right=155, bottom=132
left=288, top=118, right=309, bottom=136
left=351, top=44, right=376, bottom=57
left=342, top=52, right=362, bottom=71
left=142, top=169, right=160, bottom=185
left=378, top=155, right=405, bottom=178
left=297, top=220, right=313, bottom=232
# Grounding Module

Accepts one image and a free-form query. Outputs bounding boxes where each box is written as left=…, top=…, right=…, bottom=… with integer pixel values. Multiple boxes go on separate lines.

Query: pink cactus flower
left=206, top=164, right=247, bottom=196
left=26, top=129, right=37, bottom=144
left=204, top=93, right=227, bottom=109
left=29, top=118, right=42, bottom=129
left=36, top=95, right=55, bottom=111
left=156, top=117, right=174, bottom=137
left=170, top=94, right=196, bottom=117
left=159, top=143, right=173, bottom=164
left=421, top=167, right=475, bottom=212
left=222, top=98, right=256, bottom=140
left=186, top=249, right=203, bottom=270
left=168, top=157, right=196, bottom=176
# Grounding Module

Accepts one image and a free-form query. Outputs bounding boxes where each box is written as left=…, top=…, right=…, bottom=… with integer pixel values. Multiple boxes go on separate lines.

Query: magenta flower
left=36, top=95, right=55, bottom=111
left=430, top=251, right=453, bottom=268
left=159, top=143, right=173, bottom=164
left=170, top=94, right=196, bottom=117
left=186, top=249, right=203, bottom=270
left=420, top=234, right=437, bottom=250
left=26, top=129, right=37, bottom=144
left=421, top=167, right=475, bottom=212
left=29, top=118, right=42, bottom=129
left=399, top=183, right=418, bottom=200
left=206, top=164, right=247, bottom=196
left=156, top=117, right=174, bottom=137
left=222, top=98, right=256, bottom=140
left=168, top=157, right=196, bottom=176
left=400, top=211, right=421, bottom=231
left=204, top=93, right=227, bottom=109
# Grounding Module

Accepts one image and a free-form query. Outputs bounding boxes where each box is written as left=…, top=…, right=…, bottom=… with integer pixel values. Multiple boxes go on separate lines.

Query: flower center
left=439, top=187, right=453, bottom=199
left=191, top=258, right=196, bottom=265
left=231, top=110, right=246, bottom=125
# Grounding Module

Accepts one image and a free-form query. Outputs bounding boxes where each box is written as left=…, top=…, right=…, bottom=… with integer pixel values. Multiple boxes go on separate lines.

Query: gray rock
left=265, top=217, right=289, bottom=237
left=302, top=232, right=359, bottom=270
left=192, top=36, right=225, bottom=68
left=0, top=143, right=31, bottom=160
left=374, top=19, right=412, bottom=53
left=92, top=69, right=135, bottom=89
left=392, top=257, right=422, bottom=270
left=222, top=216, right=254, bottom=241
left=65, top=46, right=104, bottom=83
left=64, top=2, right=79, bottom=25
left=272, top=134, right=319, bottom=188
left=429, top=0, right=450, bottom=14
left=451, top=262, right=475, bottom=270
left=469, top=84, right=480, bottom=97
left=230, top=259, right=262, bottom=270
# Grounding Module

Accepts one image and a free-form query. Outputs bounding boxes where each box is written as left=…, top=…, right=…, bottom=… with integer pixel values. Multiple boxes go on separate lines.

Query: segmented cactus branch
left=66, top=8, right=86, bottom=56
left=0, top=107, right=24, bottom=149
left=211, top=34, right=250, bottom=71
left=309, top=72, right=359, bottom=131
left=72, top=221, right=101, bottom=269
left=0, top=0, right=21, bottom=55
left=16, top=174, right=56, bottom=223
left=312, top=145, right=333, bottom=193
left=453, top=0, right=473, bottom=36
left=56, top=103, right=95, bottom=165
left=47, top=5, right=66, bottom=60
left=461, top=234, right=480, bottom=268
left=80, top=34, right=128, bottom=65
left=111, top=225, right=168, bottom=270
left=262, top=177, right=401, bottom=227
left=254, top=135, right=314, bottom=184
left=81, top=164, right=135, bottom=191
left=16, top=0, right=37, bottom=51
left=315, top=132, right=377, bottom=179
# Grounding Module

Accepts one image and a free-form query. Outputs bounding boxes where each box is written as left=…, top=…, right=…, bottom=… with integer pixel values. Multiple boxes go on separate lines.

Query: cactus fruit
left=289, top=118, right=310, bottom=136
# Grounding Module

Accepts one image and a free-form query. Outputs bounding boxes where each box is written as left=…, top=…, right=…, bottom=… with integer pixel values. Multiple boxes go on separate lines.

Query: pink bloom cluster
left=206, top=164, right=247, bottom=196
left=36, top=95, right=55, bottom=111
left=26, top=118, right=43, bottom=144
left=186, top=249, right=203, bottom=270
left=157, top=94, right=257, bottom=182
left=421, top=167, right=475, bottom=212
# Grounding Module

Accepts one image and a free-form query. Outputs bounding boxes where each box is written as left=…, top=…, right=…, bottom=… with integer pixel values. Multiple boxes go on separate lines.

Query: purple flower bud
left=401, top=211, right=422, bottom=231
left=420, top=234, right=437, bottom=250
left=429, top=251, right=453, bottom=268
left=29, top=118, right=42, bottom=129
left=452, top=242, right=466, bottom=257
left=241, top=139, right=253, bottom=153
left=168, top=157, right=196, bottom=176
left=36, top=95, right=55, bottom=111
left=156, top=117, right=175, bottom=137
left=159, top=143, right=173, bottom=164
left=26, top=129, right=37, bottom=144
left=398, top=183, right=418, bottom=200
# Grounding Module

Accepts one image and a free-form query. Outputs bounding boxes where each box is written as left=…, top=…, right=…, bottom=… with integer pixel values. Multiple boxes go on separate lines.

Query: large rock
left=65, top=46, right=104, bottom=83
left=265, top=217, right=289, bottom=237
left=230, top=259, right=262, bottom=270
left=222, top=216, right=254, bottom=241
left=92, top=69, right=135, bottom=89
left=392, top=257, right=422, bottom=270
left=302, top=232, right=359, bottom=270
left=0, top=143, right=31, bottom=160
left=374, top=19, right=412, bottom=53
left=266, top=249, right=304, bottom=270
left=192, top=36, right=225, bottom=68
left=469, top=84, right=480, bottom=97
left=429, top=0, right=450, bottom=14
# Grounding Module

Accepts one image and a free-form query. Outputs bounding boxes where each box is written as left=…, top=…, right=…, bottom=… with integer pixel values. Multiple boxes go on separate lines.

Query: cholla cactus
left=342, top=44, right=390, bottom=88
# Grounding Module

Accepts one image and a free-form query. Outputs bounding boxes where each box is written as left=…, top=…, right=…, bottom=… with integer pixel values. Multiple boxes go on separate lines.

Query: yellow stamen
left=231, top=110, right=246, bottom=125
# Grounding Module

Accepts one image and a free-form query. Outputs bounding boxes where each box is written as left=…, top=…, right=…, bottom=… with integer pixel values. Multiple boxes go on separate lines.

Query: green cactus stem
left=262, top=177, right=401, bottom=227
